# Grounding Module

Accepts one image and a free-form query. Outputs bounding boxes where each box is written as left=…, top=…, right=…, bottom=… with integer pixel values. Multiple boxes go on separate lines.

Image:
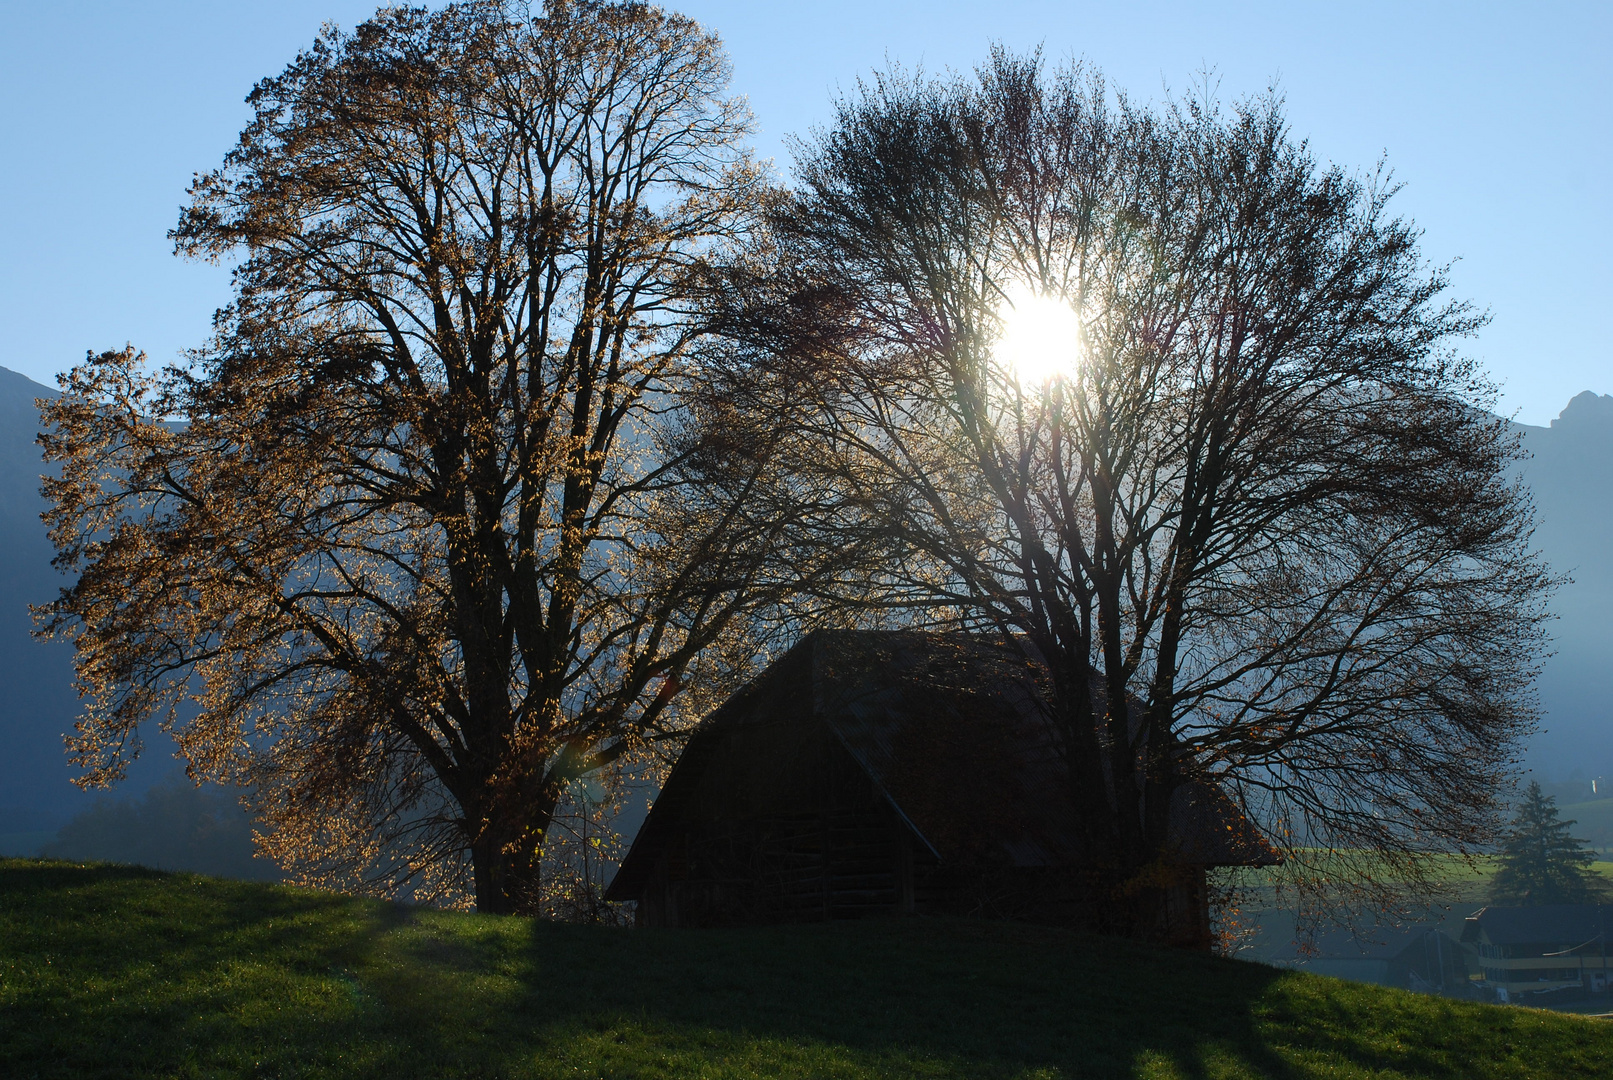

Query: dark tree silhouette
left=1491, top=782, right=1609, bottom=906
left=705, top=52, right=1555, bottom=937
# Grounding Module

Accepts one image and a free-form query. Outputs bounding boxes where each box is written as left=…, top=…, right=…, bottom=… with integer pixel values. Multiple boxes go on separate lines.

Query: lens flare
left=994, top=284, right=1081, bottom=385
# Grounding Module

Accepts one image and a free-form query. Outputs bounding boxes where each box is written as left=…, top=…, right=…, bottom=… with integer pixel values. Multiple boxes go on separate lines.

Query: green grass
left=1443, top=855, right=1613, bottom=900
left=1215, top=854, right=1613, bottom=971
left=3, top=859, right=1612, bottom=1079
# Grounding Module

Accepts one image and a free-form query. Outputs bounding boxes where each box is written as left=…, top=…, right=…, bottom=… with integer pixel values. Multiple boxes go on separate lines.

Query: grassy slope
left=3, top=860, right=1612, bottom=1080
left=1229, top=856, right=1613, bottom=968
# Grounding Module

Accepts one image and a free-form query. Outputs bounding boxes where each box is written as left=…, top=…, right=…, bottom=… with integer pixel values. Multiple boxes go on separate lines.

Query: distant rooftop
left=1462, top=905, right=1613, bottom=947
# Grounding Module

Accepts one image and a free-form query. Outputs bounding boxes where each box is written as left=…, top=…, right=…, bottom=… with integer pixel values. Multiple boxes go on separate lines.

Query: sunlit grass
left=3, top=858, right=1611, bottom=1079
left=1224, top=849, right=1613, bottom=904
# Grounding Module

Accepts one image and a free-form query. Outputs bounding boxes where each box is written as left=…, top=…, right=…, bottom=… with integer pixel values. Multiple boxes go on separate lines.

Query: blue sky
left=2, top=1, right=1607, bottom=425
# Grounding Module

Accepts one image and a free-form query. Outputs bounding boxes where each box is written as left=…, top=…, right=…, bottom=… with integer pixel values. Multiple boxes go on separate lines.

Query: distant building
left=1294, top=927, right=1469, bottom=996
left=1462, top=905, right=1613, bottom=1001
left=605, top=630, right=1279, bottom=947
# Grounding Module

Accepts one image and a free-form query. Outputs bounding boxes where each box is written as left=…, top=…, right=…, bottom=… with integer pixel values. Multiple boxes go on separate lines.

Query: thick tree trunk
left=469, top=799, right=555, bottom=915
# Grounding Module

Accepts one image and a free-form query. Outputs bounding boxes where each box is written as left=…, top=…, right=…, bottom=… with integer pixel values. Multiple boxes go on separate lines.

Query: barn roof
left=1461, top=905, right=1613, bottom=948
left=607, top=630, right=1278, bottom=902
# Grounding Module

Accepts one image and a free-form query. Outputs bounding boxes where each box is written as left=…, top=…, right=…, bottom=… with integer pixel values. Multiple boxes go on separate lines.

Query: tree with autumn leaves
left=39, top=0, right=838, bottom=914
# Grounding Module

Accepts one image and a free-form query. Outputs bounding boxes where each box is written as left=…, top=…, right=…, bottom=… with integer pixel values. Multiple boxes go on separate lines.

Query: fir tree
left=1491, top=782, right=1609, bottom=905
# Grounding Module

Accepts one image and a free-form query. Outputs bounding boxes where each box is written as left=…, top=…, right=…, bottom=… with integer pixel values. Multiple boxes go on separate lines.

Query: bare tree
left=707, top=53, right=1554, bottom=936
left=38, top=1, right=818, bottom=914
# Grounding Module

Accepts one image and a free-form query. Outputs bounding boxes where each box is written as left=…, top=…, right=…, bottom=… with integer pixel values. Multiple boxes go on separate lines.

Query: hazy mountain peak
left=1550, top=390, right=1613, bottom=432
left=0, top=365, right=58, bottom=398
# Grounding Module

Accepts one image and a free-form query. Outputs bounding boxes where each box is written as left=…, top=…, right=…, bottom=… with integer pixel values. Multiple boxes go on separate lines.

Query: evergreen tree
left=1491, top=782, right=1609, bottom=905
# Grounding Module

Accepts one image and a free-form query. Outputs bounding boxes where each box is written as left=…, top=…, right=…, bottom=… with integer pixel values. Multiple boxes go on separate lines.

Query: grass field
left=4, top=859, right=1613, bottom=1080
left=1225, top=855, right=1613, bottom=972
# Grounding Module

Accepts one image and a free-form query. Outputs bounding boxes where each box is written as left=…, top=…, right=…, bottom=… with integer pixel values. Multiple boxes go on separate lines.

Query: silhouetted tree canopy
left=37, top=11, right=1556, bottom=935
left=702, top=52, right=1554, bottom=935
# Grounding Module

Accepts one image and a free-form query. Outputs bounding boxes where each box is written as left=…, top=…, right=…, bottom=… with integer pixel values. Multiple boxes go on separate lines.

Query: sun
left=994, top=283, right=1082, bottom=385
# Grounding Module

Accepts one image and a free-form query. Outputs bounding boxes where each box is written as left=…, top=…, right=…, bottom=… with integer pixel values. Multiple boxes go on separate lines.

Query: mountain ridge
left=1510, top=391, right=1613, bottom=782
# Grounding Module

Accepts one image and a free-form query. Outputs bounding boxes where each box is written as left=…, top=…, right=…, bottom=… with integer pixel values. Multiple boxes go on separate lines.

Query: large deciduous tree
left=707, top=54, right=1553, bottom=936
left=39, top=0, right=807, bottom=914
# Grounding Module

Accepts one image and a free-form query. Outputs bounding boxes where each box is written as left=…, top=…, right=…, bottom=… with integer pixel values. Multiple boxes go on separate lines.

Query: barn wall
left=635, top=717, right=1213, bottom=939
left=627, top=647, right=1214, bottom=939
left=640, top=726, right=925, bottom=926
left=637, top=724, right=1132, bottom=931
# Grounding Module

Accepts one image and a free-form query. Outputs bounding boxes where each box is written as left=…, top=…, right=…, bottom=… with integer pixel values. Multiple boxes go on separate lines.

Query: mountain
left=0, top=367, right=180, bottom=847
left=1516, top=391, right=1613, bottom=783
left=0, top=367, right=1607, bottom=844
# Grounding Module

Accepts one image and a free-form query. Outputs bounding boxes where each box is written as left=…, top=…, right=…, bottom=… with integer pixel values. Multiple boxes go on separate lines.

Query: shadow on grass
left=3, top=861, right=1611, bottom=1080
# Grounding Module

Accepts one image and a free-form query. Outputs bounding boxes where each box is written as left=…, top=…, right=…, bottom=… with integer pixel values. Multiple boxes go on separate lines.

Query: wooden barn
left=604, top=630, right=1278, bottom=947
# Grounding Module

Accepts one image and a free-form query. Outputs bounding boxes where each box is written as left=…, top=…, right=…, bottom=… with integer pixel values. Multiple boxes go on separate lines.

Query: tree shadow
left=359, top=910, right=1560, bottom=1080
left=4, top=861, right=1610, bottom=1080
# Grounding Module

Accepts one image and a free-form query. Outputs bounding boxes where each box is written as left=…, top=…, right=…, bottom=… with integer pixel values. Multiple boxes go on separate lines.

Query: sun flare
left=994, top=284, right=1081, bottom=385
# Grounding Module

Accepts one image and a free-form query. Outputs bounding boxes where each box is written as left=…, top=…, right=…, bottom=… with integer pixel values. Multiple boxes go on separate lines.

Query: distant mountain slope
left=0, top=366, right=84, bottom=835
left=0, top=366, right=177, bottom=842
left=1516, top=391, right=1613, bottom=781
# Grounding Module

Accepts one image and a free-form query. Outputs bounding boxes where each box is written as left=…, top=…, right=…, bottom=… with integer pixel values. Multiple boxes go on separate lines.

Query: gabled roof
left=1461, top=905, right=1613, bottom=948
left=607, top=629, right=1279, bottom=902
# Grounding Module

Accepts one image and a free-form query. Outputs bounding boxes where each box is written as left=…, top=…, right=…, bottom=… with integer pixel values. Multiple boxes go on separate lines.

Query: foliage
left=38, top=775, right=280, bottom=882
left=6, top=860, right=1613, bottom=1080
left=38, top=1, right=824, bottom=914
left=704, top=52, right=1553, bottom=935
left=1491, top=781, right=1611, bottom=906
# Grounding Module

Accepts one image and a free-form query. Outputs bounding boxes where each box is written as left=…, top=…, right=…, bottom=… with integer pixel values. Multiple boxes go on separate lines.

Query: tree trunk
left=470, top=798, right=555, bottom=916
